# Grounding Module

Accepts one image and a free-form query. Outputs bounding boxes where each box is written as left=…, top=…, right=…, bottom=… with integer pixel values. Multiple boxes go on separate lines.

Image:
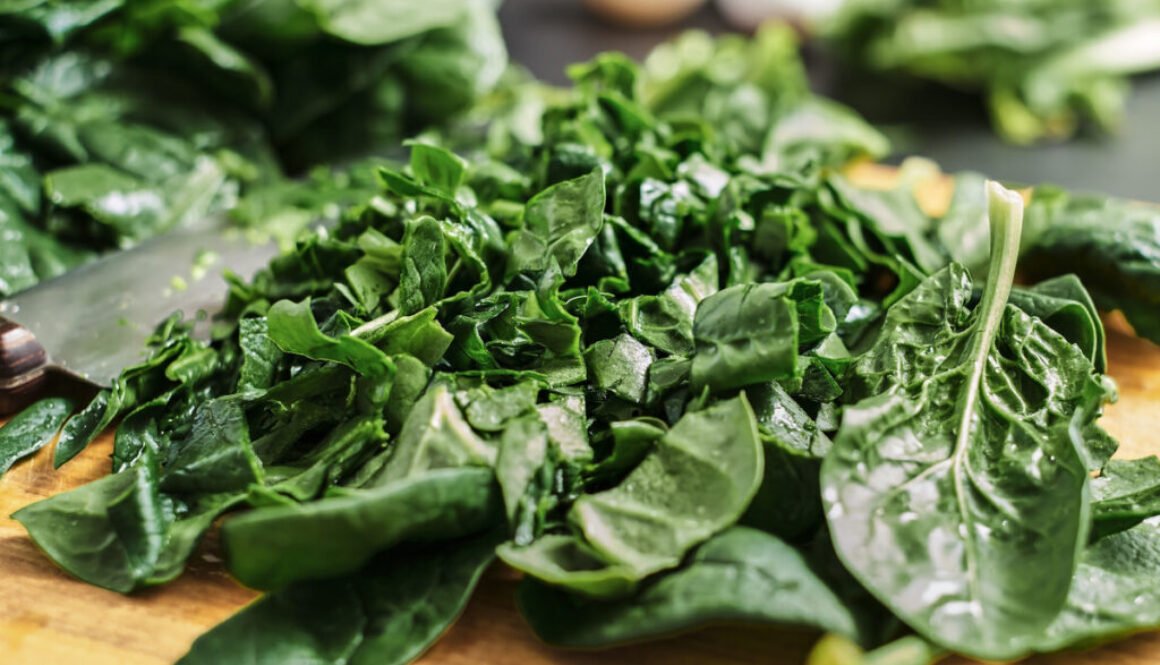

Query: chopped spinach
left=2, top=24, right=1157, bottom=665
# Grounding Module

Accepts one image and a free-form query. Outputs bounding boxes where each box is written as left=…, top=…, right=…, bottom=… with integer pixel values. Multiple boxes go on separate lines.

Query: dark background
left=498, top=0, right=1160, bottom=200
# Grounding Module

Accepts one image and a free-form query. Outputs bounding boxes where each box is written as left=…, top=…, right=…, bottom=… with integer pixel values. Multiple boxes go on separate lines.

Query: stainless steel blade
left=0, top=216, right=279, bottom=387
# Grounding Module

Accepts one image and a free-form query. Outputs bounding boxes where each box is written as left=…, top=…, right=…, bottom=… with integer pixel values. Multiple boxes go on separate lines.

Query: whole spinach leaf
left=10, top=449, right=221, bottom=592
left=823, top=183, right=1108, bottom=660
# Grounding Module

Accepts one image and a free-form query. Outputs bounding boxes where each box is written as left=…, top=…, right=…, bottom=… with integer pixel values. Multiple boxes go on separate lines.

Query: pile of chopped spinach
left=4, top=23, right=1160, bottom=665
left=824, top=0, right=1160, bottom=144
left=0, top=0, right=507, bottom=296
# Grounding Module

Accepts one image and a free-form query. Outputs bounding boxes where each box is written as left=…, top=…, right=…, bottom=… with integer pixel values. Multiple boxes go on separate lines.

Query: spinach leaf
left=1091, top=457, right=1160, bottom=541
left=495, top=413, right=550, bottom=526
left=570, top=395, right=763, bottom=578
left=619, top=253, right=718, bottom=357
left=398, top=216, right=448, bottom=315
left=267, top=299, right=394, bottom=380
left=1008, top=275, right=1107, bottom=372
left=584, top=417, right=666, bottom=485
left=0, top=396, right=72, bottom=476
left=237, top=317, right=284, bottom=393
left=369, top=383, right=495, bottom=486
left=162, top=398, right=263, bottom=494
left=519, top=527, right=861, bottom=648
left=406, top=140, right=468, bottom=197
left=1034, top=518, right=1160, bottom=652
left=823, top=183, right=1106, bottom=660
left=222, top=467, right=501, bottom=589
left=1020, top=190, right=1160, bottom=345
left=584, top=333, right=654, bottom=404
left=458, top=380, right=540, bottom=433
left=12, top=453, right=192, bottom=592
left=180, top=528, right=502, bottom=665
left=507, top=169, right=605, bottom=277
left=691, top=283, right=800, bottom=393
left=497, top=534, right=638, bottom=600
left=742, top=382, right=831, bottom=542
left=54, top=328, right=212, bottom=466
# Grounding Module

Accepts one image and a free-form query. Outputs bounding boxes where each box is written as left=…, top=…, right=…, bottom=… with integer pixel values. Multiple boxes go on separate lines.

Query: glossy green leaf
left=267, top=299, right=393, bottom=379
left=1021, top=190, right=1160, bottom=345
left=0, top=397, right=72, bottom=476
left=570, top=395, right=763, bottom=578
left=508, top=169, right=605, bottom=277
left=619, top=254, right=718, bottom=356
left=407, top=141, right=468, bottom=196
left=398, top=216, right=448, bottom=315
left=497, top=534, right=638, bottom=600
left=180, top=529, right=501, bottom=665
left=823, top=184, right=1106, bottom=660
left=1091, top=457, right=1160, bottom=540
left=691, top=283, right=800, bottom=393
left=162, top=398, right=263, bottom=494
left=1034, top=518, right=1160, bottom=652
left=584, top=333, right=654, bottom=404
left=370, top=384, right=496, bottom=486
left=519, top=528, right=860, bottom=647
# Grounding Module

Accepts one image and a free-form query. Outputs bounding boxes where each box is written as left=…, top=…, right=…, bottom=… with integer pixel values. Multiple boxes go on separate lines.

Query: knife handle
left=0, top=318, right=48, bottom=414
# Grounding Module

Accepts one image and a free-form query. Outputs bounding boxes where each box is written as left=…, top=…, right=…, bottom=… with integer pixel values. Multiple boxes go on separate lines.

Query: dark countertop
left=498, top=0, right=1160, bottom=201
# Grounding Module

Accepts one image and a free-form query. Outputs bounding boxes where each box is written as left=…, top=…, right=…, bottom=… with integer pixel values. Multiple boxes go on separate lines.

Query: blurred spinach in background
left=0, top=0, right=507, bottom=297
left=824, top=0, right=1160, bottom=144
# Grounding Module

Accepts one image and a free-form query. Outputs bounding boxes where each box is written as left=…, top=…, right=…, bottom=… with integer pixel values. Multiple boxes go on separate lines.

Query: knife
left=0, top=216, right=279, bottom=413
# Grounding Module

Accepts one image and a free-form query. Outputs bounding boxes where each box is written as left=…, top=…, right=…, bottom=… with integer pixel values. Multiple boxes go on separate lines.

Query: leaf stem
left=949, top=180, right=1024, bottom=620
left=955, top=181, right=1024, bottom=457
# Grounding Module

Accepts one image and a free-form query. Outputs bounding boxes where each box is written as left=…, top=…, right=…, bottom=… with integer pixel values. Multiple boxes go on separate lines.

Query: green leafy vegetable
left=826, top=2, right=1160, bottom=143
left=5, top=24, right=1154, bottom=665
left=823, top=183, right=1110, bottom=660
left=571, top=395, right=763, bottom=579
left=1020, top=188, right=1160, bottom=345
left=0, top=396, right=72, bottom=476
left=519, top=527, right=861, bottom=647
left=181, top=529, right=502, bottom=665
left=1036, top=517, right=1160, bottom=652
left=223, top=467, right=501, bottom=590
left=1091, top=457, right=1160, bottom=540
left=0, top=0, right=508, bottom=297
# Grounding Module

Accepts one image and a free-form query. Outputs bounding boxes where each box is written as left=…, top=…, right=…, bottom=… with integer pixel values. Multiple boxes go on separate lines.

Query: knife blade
left=0, top=215, right=279, bottom=413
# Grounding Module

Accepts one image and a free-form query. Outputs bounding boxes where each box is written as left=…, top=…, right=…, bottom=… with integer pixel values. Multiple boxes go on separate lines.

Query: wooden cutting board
left=2, top=169, right=1160, bottom=665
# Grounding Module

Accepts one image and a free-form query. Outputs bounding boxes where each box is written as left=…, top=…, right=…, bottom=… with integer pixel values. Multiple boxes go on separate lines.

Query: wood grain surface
left=2, top=171, right=1159, bottom=665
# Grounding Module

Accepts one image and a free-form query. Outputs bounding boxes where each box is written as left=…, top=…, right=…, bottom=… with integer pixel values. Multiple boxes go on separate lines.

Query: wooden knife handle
left=0, top=317, right=48, bottom=415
